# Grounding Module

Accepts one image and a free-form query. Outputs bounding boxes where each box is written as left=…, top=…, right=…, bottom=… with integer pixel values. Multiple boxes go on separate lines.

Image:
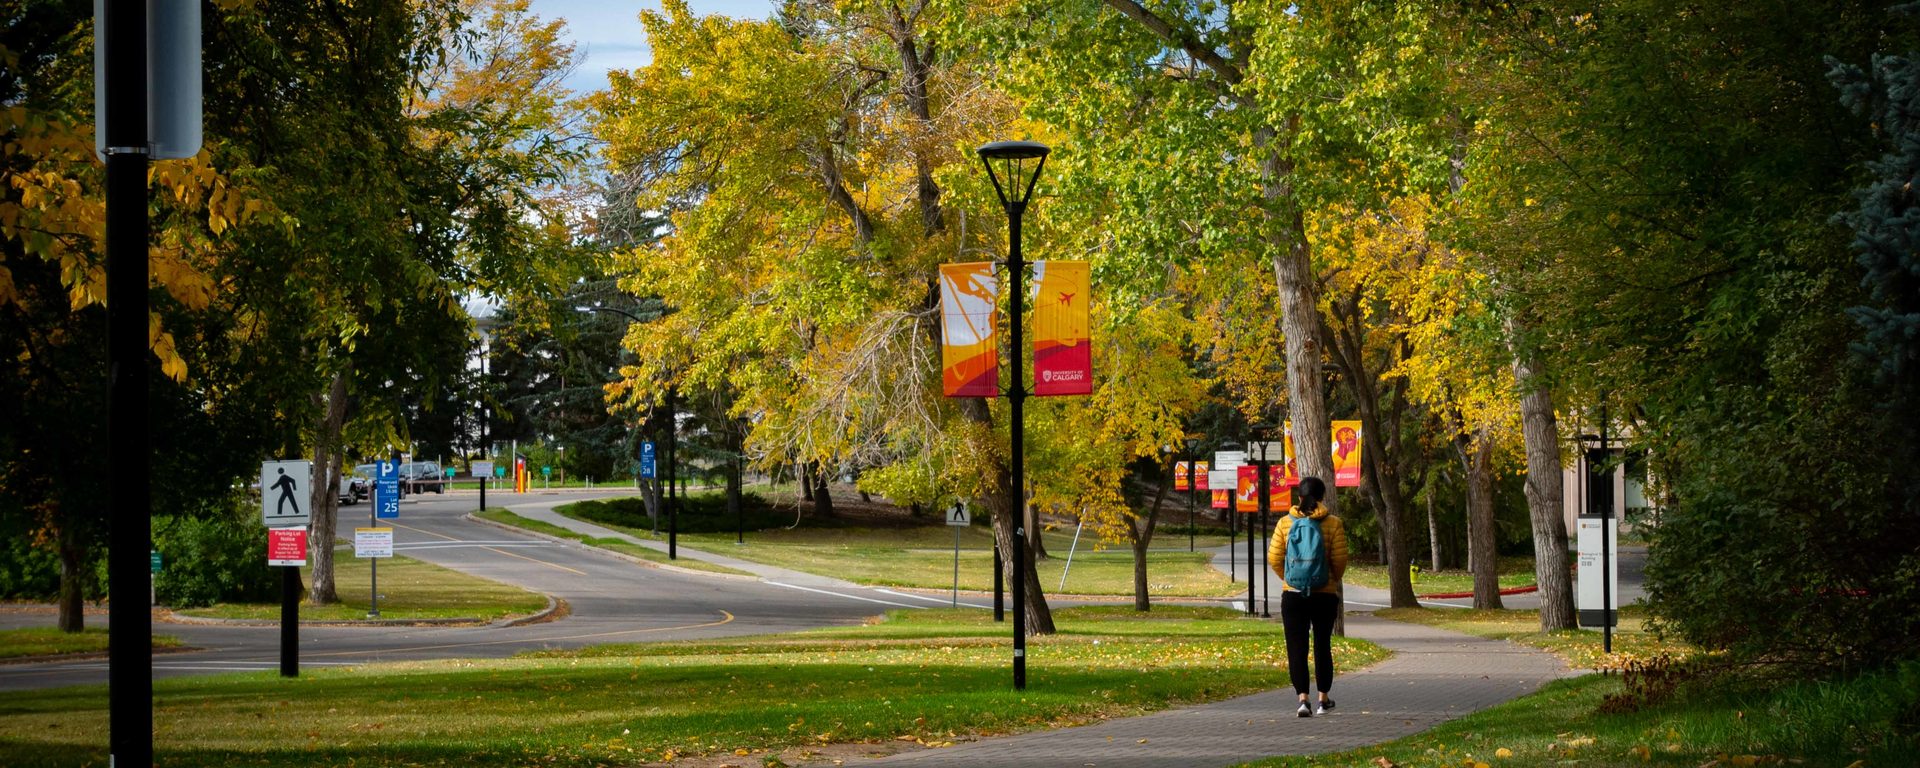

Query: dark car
left=400, top=461, right=444, bottom=494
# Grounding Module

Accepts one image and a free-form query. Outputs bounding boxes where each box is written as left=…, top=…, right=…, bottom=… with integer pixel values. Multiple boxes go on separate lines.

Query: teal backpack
left=1283, top=515, right=1331, bottom=592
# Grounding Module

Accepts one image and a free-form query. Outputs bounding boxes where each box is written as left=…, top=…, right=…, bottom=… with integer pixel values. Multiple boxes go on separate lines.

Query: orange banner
left=1031, top=260, right=1091, bottom=396
left=1211, top=489, right=1230, bottom=509
left=1193, top=461, right=1210, bottom=490
left=1282, top=422, right=1300, bottom=485
left=1333, top=420, right=1363, bottom=487
left=1174, top=461, right=1190, bottom=491
left=1237, top=464, right=1289, bottom=512
left=940, top=262, right=999, bottom=397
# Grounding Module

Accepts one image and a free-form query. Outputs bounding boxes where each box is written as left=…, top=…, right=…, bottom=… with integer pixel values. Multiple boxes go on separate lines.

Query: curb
left=1416, top=584, right=1541, bottom=599
left=161, top=591, right=566, bottom=629
left=0, top=645, right=203, bottom=666
left=463, top=513, right=761, bottom=582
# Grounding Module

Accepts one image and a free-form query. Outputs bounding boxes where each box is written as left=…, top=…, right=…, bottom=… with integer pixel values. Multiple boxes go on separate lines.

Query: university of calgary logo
left=1042, top=370, right=1054, bottom=382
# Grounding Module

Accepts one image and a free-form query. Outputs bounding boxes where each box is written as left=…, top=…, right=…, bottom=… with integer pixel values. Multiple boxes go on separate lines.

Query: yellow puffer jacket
left=1267, top=507, right=1348, bottom=594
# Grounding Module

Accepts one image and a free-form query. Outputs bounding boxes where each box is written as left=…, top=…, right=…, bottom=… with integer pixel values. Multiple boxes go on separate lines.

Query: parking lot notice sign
left=375, top=460, right=400, bottom=520
left=260, top=460, right=313, bottom=527
left=267, top=528, right=308, bottom=566
left=354, top=527, right=394, bottom=559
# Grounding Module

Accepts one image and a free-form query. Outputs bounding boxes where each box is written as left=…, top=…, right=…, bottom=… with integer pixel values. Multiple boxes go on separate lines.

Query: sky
left=528, top=0, right=776, bottom=95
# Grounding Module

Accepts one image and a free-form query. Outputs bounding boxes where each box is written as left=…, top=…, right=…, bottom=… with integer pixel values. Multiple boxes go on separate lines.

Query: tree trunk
left=1132, top=457, right=1175, bottom=611
left=1263, top=145, right=1337, bottom=513
left=958, top=400, right=1056, bottom=635
left=57, top=530, right=83, bottom=633
left=1428, top=491, right=1443, bottom=573
left=1455, top=429, right=1503, bottom=609
left=801, top=463, right=814, bottom=501
left=813, top=467, right=834, bottom=518
left=1514, top=345, right=1577, bottom=629
left=307, top=368, right=350, bottom=605
left=1026, top=488, right=1049, bottom=560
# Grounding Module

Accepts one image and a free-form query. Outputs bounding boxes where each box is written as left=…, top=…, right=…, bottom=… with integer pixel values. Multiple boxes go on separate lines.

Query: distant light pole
left=577, top=304, right=676, bottom=558
left=978, top=139, right=1049, bottom=691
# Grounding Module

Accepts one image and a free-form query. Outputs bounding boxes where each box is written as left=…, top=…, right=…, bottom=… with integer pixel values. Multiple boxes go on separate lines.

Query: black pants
left=1280, top=590, right=1337, bottom=695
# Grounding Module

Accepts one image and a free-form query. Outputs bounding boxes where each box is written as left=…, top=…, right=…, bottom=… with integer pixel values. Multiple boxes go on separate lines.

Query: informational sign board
left=472, top=461, right=493, bottom=478
left=267, top=527, right=308, bottom=567
left=1577, top=518, right=1619, bottom=627
left=946, top=504, right=971, bottom=527
left=1207, top=469, right=1237, bottom=492
left=260, top=460, right=313, bottom=527
left=444, top=467, right=455, bottom=479
left=640, top=442, right=657, bottom=479
left=1247, top=441, right=1285, bottom=462
left=375, top=460, right=400, bottom=520
left=149, top=551, right=162, bottom=573
left=354, top=527, right=394, bottom=559
left=1212, top=450, right=1245, bottom=471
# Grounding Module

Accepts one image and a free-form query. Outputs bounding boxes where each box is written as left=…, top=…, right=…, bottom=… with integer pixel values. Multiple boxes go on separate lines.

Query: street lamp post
left=978, top=139, right=1049, bottom=691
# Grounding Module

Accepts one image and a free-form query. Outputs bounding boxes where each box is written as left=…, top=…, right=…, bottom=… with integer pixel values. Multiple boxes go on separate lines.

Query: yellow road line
left=389, top=520, right=586, bottom=575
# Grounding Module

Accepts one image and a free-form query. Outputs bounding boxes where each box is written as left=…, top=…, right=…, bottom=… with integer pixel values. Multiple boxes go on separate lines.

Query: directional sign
left=946, top=504, right=971, bottom=527
left=374, top=460, right=400, bottom=520
left=640, top=441, right=657, bottom=479
left=150, top=551, right=162, bottom=573
left=1212, top=450, right=1245, bottom=471
left=267, top=527, right=308, bottom=567
left=260, top=460, right=313, bottom=527
left=354, top=527, right=394, bottom=559
left=1207, top=469, right=1237, bottom=492
left=1247, top=441, right=1285, bottom=462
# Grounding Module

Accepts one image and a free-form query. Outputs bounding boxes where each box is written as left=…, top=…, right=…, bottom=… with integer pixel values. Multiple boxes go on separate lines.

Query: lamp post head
left=977, top=140, right=1050, bottom=209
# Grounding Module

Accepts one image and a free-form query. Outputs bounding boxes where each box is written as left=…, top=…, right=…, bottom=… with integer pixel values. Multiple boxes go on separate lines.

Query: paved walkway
left=863, top=612, right=1570, bottom=768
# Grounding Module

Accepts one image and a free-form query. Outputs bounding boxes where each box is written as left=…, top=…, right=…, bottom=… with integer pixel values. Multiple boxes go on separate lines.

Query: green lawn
left=1375, top=605, right=1694, bottom=670
left=172, top=553, right=549, bottom=623
left=1238, top=659, right=1918, bottom=768
left=475, top=509, right=757, bottom=577
left=1344, top=556, right=1539, bottom=594
left=0, top=606, right=1390, bottom=768
left=0, top=627, right=180, bottom=659
left=560, top=498, right=1243, bottom=597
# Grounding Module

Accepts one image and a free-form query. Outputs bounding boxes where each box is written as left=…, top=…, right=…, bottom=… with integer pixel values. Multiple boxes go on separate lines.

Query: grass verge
left=0, top=605, right=1389, bottom=768
left=0, top=628, right=180, bottom=659
left=1238, top=660, right=1920, bottom=768
left=172, top=553, right=548, bottom=623
left=1344, top=556, right=1539, bottom=594
left=1376, top=605, right=1693, bottom=669
left=560, top=499, right=1242, bottom=597
left=475, top=509, right=756, bottom=577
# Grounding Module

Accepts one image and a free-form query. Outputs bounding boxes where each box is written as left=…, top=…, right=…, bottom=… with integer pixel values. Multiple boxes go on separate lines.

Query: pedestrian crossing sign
left=260, top=460, right=313, bottom=527
left=946, top=504, right=971, bottom=527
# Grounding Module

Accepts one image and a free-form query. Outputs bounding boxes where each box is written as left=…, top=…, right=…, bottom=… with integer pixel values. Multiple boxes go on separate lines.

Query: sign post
left=355, top=527, right=394, bottom=617
left=1578, top=409, right=1618, bottom=651
left=259, top=460, right=311, bottom=679
left=473, top=460, right=493, bottom=511
left=947, top=502, right=971, bottom=606
left=149, top=551, right=161, bottom=606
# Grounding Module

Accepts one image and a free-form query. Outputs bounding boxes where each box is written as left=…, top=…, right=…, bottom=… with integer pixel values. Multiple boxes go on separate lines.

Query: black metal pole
left=104, top=0, right=153, bottom=762
left=668, top=388, right=678, bottom=559
left=1013, top=526, right=1026, bottom=690
left=280, top=565, right=299, bottom=677
left=1246, top=475, right=1257, bottom=615
left=994, top=544, right=1005, bottom=621
left=1258, top=455, right=1271, bottom=618
left=1008, top=199, right=1029, bottom=690
left=1600, top=403, right=1612, bottom=654
left=1188, top=459, right=1195, bottom=553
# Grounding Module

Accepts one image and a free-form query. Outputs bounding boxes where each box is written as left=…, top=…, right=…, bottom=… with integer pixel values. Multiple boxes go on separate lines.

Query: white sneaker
left=1296, top=701, right=1313, bottom=717
left=1315, top=699, right=1335, bottom=715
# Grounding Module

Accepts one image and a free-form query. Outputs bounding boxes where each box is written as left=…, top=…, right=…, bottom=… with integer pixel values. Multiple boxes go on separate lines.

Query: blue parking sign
left=640, top=442, right=657, bottom=479
left=374, top=460, right=400, bottom=519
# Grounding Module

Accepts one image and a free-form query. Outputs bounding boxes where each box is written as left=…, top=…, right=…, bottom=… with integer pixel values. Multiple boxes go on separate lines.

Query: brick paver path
left=863, top=612, right=1569, bottom=768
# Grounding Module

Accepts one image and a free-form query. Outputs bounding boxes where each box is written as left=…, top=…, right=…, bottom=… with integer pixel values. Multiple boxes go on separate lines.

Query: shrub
left=153, top=498, right=280, bottom=608
left=565, top=492, right=795, bottom=534
left=0, top=536, right=60, bottom=602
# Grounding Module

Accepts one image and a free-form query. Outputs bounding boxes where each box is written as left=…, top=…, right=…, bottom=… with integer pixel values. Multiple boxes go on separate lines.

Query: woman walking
left=1268, top=476, right=1347, bottom=717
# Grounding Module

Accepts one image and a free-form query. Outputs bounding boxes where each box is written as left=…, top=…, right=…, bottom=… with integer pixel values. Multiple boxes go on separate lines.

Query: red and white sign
left=267, top=527, right=308, bottom=567
left=1193, top=461, right=1210, bottom=490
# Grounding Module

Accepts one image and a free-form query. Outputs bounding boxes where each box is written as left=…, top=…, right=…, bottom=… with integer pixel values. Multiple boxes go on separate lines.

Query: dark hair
left=1296, top=476, right=1326, bottom=513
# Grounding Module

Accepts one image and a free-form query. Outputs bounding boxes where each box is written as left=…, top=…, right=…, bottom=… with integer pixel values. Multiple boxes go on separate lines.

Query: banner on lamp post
left=1031, top=260, right=1091, bottom=396
left=1173, top=461, right=1190, bottom=491
left=939, top=262, right=1000, bottom=398
left=1282, top=423, right=1300, bottom=485
left=1193, top=461, right=1210, bottom=490
left=1332, top=420, right=1364, bottom=487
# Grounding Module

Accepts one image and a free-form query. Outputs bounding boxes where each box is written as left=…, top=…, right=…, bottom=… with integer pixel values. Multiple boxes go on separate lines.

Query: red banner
left=1031, top=261, right=1090, bottom=396
left=940, top=263, right=1000, bottom=397
left=1193, top=461, right=1210, bottom=490
left=1211, top=489, right=1230, bottom=509
left=267, top=527, right=308, bottom=566
left=1174, top=461, right=1190, bottom=490
left=1236, top=464, right=1290, bottom=513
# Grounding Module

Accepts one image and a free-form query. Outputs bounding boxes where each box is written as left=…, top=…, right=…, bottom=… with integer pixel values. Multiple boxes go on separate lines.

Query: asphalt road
left=0, top=490, right=968, bottom=692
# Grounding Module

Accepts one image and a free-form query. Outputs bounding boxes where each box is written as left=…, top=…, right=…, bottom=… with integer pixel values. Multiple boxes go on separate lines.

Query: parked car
left=400, top=461, right=444, bottom=493
left=340, top=469, right=371, bottom=505
left=353, top=462, right=406, bottom=500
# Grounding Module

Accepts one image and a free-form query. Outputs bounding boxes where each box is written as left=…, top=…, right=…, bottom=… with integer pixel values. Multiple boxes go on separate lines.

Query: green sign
left=494, top=466, right=506, bottom=478
left=149, top=551, right=162, bottom=573
left=541, top=466, right=552, bottom=476
left=444, top=467, right=455, bottom=478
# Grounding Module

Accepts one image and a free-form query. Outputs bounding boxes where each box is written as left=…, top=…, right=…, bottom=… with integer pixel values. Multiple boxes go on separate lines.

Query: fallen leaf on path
left=1137, top=739, right=1148, bottom=744
left=1630, top=745, right=1651, bottom=760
